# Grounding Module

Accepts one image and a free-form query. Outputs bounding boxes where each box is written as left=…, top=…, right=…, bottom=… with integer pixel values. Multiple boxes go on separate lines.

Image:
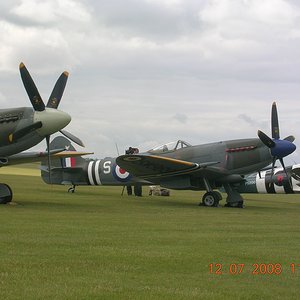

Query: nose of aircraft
left=33, top=108, right=71, bottom=137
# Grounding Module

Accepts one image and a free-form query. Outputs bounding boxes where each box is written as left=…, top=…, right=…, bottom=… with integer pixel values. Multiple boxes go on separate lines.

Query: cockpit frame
left=148, top=140, right=192, bottom=154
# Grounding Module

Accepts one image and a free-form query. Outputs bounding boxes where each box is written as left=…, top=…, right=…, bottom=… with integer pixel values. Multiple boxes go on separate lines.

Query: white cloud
left=198, top=0, right=300, bottom=60
left=11, top=0, right=91, bottom=24
left=200, top=0, right=299, bottom=26
left=144, top=0, right=184, bottom=10
left=0, top=20, right=77, bottom=73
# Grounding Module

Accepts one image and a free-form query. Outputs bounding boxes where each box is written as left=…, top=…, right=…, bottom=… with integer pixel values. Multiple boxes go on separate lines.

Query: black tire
left=0, top=183, right=13, bottom=204
left=202, top=192, right=219, bottom=207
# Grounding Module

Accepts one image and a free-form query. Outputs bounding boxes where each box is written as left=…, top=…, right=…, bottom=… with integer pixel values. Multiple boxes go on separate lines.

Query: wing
left=4, top=150, right=93, bottom=166
left=116, top=154, right=219, bottom=178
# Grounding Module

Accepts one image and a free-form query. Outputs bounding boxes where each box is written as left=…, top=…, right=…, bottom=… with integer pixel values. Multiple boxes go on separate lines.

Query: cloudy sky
left=1, top=0, right=300, bottom=163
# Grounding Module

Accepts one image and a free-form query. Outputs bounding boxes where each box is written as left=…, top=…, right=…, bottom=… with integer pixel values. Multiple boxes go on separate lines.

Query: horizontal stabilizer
left=53, top=151, right=94, bottom=158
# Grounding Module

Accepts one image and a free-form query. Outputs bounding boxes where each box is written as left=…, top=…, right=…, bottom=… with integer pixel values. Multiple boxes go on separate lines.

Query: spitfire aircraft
left=116, top=102, right=296, bottom=207
left=0, top=63, right=83, bottom=204
left=41, top=102, right=296, bottom=208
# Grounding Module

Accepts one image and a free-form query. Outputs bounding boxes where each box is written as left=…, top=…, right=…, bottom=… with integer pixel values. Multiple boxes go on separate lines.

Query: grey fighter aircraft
left=41, top=102, right=296, bottom=208
left=0, top=63, right=83, bottom=203
left=117, top=102, right=296, bottom=207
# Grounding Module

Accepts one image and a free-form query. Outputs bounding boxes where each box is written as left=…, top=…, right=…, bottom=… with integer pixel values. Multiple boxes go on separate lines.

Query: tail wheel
left=68, top=187, right=75, bottom=193
left=0, top=183, right=13, bottom=204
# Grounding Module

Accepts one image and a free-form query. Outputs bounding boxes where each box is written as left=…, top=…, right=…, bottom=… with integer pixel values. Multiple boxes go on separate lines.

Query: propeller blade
left=257, top=130, right=275, bottom=148
left=279, top=158, right=287, bottom=175
left=19, top=62, right=45, bottom=111
left=271, top=102, right=280, bottom=139
left=46, top=135, right=52, bottom=184
left=284, top=135, right=295, bottom=143
left=270, top=156, right=276, bottom=178
left=9, top=121, right=43, bottom=142
left=60, top=129, right=85, bottom=147
left=279, top=157, right=294, bottom=190
left=291, top=167, right=300, bottom=181
left=47, top=71, right=69, bottom=109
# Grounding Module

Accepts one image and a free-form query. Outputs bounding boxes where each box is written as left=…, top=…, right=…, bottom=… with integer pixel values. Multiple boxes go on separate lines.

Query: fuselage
left=0, top=107, right=42, bottom=157
left=146, top=138, right=272, bottom=176
left=0, top=107, right=71, bottom=158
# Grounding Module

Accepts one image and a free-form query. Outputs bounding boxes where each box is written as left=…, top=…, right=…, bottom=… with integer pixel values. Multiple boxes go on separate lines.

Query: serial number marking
left=209, top=263, right=300, bottom=275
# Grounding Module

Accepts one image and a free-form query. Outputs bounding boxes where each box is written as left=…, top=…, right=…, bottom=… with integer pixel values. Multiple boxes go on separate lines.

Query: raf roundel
left=113, top=165, right=131, bottom=182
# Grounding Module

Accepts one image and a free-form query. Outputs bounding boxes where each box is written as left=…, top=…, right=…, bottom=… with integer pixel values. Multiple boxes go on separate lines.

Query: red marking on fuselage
left=225, top=146, right=256, bottom=153
left=119, top=168, right=126, bottom=174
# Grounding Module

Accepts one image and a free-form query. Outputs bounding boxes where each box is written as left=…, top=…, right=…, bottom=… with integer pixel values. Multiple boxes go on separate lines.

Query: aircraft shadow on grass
left=40, top=102, right=299, bottom=209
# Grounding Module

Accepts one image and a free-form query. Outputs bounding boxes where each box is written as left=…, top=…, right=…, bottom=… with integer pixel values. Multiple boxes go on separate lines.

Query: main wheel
left=0, top=183, right=13, bottom=204
left=201, top=192, right=219, bottom=207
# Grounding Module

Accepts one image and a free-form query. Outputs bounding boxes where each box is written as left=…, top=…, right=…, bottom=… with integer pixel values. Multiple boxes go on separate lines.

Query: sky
left=1, top=0, right=300, bottom=164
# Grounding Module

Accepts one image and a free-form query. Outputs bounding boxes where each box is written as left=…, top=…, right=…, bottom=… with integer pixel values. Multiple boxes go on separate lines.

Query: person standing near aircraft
left=125, top=147, right=134, bottom=195
left=132, top=147, right=142, bottom=197
left=125, top=147, right=142, bottom=196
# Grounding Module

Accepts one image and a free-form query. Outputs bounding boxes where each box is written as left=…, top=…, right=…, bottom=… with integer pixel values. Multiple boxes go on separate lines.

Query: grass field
left=1, top=166, right=300, bottom=299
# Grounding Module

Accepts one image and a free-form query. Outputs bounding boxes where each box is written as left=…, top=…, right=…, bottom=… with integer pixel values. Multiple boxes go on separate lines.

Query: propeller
left=258, top=102, right=296, bottom=178
left=19, top=62, right=83, bottom=147
left=19, top=62, right=84, bottom=182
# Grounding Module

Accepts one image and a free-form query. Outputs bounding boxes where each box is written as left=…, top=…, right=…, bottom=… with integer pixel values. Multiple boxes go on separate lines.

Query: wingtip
left=63, top=71, right=69, bottom=77
left=19, top=62, right=25, bottom=69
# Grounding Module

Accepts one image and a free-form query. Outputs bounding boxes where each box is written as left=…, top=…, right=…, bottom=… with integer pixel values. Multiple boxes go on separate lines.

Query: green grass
left=0, top=162, right=40, bottom=176
left=1, top=170, right=300, bottom=299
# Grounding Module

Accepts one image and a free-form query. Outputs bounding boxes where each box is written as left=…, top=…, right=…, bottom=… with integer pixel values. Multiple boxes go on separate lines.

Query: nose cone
left=271, top=139, right=296, bottom=158
left=33, top=108, right=71, bottom=137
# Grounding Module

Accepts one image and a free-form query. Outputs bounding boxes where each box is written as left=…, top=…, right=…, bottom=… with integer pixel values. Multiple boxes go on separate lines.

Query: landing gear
left=0, top=183, right=13, bottom=204
left=201, top=191, right=222, bottom=207
left=223, top=183, right=244, bottom=208
left=199, top=178, right=244, bottom=208
left=200, top=177, right=222, bottom=207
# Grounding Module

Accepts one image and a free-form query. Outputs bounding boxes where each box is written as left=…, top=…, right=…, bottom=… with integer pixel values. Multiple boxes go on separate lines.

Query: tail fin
left=41, top=136, right=89, bottom=184
left=49, top=136, right=76, bottom=151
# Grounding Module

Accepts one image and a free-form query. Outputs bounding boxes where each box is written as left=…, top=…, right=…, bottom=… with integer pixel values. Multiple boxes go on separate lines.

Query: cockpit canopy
left=148, top=140, right=192, bottom=154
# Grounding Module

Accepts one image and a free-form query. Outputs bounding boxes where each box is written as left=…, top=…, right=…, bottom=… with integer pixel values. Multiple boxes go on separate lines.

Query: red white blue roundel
left=113, top=165, right=131, bottom=182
